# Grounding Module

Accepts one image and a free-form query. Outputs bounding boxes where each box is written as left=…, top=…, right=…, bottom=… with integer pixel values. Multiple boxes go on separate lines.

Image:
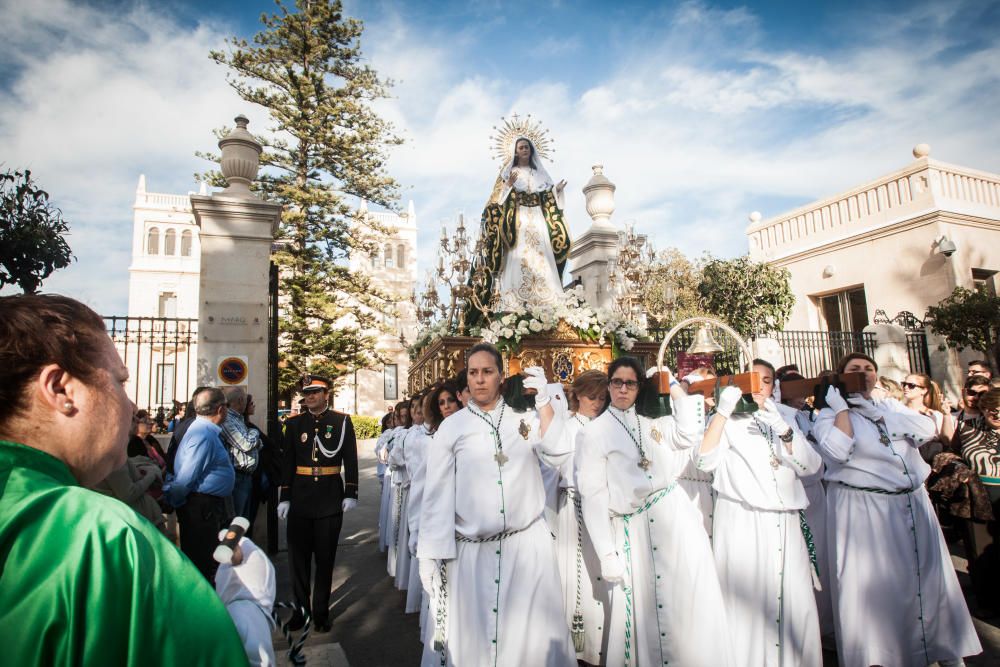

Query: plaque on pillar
left=202, top=302, right=266, bottom=343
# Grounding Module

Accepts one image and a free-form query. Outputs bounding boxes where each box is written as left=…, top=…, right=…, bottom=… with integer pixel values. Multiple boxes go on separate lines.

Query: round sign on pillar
left=217, top=356, right=249, bottom=386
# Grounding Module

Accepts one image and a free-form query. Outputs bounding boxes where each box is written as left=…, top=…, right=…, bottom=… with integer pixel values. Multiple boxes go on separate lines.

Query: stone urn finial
left=913, top=143, right=931, bottom=159
left=583, top=164, right=616, bottom=227
left=218, top=114, right=262, bottom=198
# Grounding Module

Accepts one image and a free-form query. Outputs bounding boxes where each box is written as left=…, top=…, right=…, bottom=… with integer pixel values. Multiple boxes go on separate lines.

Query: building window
left=370, top=251, right=377, bottom=269
left=384, top=364, right=398, bottom=400
left=180, top=230, right=193, bottom=257
left=147, top=227, right=159, bottom=255
left=156, top=363, right=175, bottom=406
left=817, top=286, right=868, bottom=332
left=397, top=244, right=405, bottom=269
left=384, top=243, right=394, bottom=269
left=158, top=292, right=177, bottom=318
left=972, top=268, right=998, bottom=297
left=164, top=229, right=177, bottom=255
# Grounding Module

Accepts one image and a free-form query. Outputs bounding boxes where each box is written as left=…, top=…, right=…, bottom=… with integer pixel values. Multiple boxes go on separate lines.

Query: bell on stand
left=687, top=325, right=725, bottom=355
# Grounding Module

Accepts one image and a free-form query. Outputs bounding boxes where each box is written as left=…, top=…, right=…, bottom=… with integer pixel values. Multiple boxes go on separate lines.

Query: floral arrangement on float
left=474, top=286, right=648, bottom=356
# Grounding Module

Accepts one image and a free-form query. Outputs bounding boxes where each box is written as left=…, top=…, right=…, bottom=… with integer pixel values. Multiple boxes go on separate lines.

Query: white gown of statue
left=495, top=164, right=565, bottom=313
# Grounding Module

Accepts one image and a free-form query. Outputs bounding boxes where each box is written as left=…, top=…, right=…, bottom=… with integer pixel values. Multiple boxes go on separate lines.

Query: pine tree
left=203, top=0, right=403, bottom=393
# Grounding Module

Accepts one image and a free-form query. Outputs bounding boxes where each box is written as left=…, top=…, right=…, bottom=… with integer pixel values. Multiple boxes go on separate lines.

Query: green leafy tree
left=641, top=247, right=706, bottom=328
left=0, top=169, right=74, bottom=293
left=926, top=287, right=1000, bottom=372
left=697, top=254, right=794, bottom=337
left=204, top=0, right=403, bottom=392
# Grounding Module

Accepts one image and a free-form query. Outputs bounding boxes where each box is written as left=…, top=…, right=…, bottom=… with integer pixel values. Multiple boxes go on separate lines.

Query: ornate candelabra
left=607, top=220, right=656, bottom=326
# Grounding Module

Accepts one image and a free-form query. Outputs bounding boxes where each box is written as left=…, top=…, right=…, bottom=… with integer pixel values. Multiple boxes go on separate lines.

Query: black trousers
left=177, top=492, right=229, bottom=582
left=287, top=512, right=344, bottom=623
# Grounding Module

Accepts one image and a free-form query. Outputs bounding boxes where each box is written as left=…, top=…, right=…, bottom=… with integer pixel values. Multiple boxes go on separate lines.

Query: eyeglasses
left=901, top=382, right=925, bottom=390
left=609, top=378, right=640, bottom=391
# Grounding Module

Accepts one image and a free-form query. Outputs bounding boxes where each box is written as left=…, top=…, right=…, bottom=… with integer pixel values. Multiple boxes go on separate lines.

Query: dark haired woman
left=384, top=401, right=413, bottom=578
left=417, top=343, right=575, bottom=665
left=577, top=357, right=731, bottom=666
left=698, top=359, right=822, bottom=665
left=813, top=353, right=980, bottom=666
left=551, top=369, right=610, bottom=664
left=378, top=403, right=410, bottom=554
left=388, top=393, right=428, bottom=611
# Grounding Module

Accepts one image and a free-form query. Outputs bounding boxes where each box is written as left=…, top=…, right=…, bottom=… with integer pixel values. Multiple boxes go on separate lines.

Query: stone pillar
left=190, top=115, right=281, bottom=431
left=570, top=165, right=619, bottom=310
left=862, top=323, right=909, bottom=381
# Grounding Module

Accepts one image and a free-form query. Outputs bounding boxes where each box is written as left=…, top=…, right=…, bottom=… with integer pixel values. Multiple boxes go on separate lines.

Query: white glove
left=772, top=378, right=782, bottom=404
left=716, top=386, right=743, bottom=418
left=276, top=501, right=290, bottom=520
left=682, top=372, right=704, bottom=385
left=342, top=498, right=357, bottom=513
left=824, top=385, right=849, bottom=414
left=847, top=395, right=881, bottom=421
left=600, top=553, right=627, bottom=587
left=755, top=398, right=789, bottom=429
left=522, top=366, right=551, bottom=407
left=419, top=558, right=439, bottom=593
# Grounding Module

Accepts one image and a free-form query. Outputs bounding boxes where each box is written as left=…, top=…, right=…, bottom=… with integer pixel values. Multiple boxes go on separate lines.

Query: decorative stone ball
left=913, top=143, right=931, bottom=159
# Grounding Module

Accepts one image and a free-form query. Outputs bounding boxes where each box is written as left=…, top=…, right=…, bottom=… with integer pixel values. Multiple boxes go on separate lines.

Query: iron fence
left=648, top=327, right=748, bottom=375
left=104, top=316, right=198, bottom=417
left=767, top=330, right=876, bottom=378
left=906, top=330, right=931, bottom=375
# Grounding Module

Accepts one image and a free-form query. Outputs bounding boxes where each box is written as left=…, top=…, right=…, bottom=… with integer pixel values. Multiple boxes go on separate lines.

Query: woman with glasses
left=951, top=387, right=1000, bottom=615
left=576, top=356, right=731, bottom=666
left=813, top=353, right=981, bottom=667
left=698, top=359, right=823, bottom=666
left=902, top=373, right=956, bottom=459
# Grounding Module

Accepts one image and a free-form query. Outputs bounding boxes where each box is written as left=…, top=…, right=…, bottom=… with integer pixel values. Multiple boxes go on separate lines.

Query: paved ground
left=258, top=440, right=1000, bottom=667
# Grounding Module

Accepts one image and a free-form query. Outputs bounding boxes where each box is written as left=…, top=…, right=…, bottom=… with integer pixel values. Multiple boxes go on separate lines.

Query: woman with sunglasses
left=951, top=387, right=1000, bottom=615
left=902, top=373, right=956, bottom=460
left=813, top=353, right=980, bottom=667
left=698, top=359, right=823, bottom=666
left=576, top=356, right=731, bottom=666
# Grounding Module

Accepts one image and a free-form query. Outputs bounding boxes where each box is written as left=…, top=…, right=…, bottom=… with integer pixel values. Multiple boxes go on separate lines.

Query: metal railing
left=767, top=330, right=876, bottom=378
left=906, top=330, right=931, bottom=375
left=104, top=316, right=198, bottom=416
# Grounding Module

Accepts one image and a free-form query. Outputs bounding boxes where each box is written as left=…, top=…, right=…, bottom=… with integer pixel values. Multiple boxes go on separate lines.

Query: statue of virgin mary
left=469, top=116, right=571, bottom=325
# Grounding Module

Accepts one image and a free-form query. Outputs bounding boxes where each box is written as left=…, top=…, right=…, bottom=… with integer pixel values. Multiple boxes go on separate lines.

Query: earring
left=63, top=401, right=74, bottom=412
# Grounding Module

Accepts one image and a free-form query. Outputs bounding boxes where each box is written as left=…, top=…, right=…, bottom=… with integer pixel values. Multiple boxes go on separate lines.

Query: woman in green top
left=0, top=293, right=248, bottom=666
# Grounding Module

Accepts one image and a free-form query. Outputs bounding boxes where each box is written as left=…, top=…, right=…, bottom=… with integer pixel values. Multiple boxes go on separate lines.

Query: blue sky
left=2, top=0, right=999, bottom=313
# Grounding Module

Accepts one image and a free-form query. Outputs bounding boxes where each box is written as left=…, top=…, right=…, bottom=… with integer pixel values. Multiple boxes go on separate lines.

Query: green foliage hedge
left=351, top=415, right=382, bottom=440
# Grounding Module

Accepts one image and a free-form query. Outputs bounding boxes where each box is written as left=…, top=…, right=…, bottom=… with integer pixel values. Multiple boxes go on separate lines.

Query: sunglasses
left=966, top=388, right=988, bottom=397
left=901, top=382, right=925, bottom=390
left=610, top=378, right=640, bottom=391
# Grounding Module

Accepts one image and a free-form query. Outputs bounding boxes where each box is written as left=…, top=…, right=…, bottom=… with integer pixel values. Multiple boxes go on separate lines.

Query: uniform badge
left=650, top=427, right=663, bottom=444
left=300, top=432, right=308, bottom=443
left=518, top=419, right=530, bottom=440
left=325, top=425, right=333, bottom=439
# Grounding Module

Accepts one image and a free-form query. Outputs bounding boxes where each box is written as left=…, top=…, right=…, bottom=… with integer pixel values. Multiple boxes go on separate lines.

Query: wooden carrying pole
left=777, top=372, right=867, bottom=401
left=656, top=371, right=762, bottom=398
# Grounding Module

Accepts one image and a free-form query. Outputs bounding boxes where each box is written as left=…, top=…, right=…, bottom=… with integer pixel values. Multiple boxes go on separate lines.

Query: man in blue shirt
left=164, top=387, right=235, bottom=580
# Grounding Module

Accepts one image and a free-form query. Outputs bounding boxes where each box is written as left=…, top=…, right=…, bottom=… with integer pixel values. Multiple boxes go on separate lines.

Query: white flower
left=529, top=319, right=544, bottom=332
left=502, top=314, right=515, bottom=326
left=501, top=327, right=514, bottom=338
left=482, top=330, right=497, bottom=343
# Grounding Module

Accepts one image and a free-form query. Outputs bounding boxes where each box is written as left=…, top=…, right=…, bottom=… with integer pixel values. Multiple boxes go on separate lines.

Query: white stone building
left=746, top=145, right=1000, bottom=393
left=331, top=201, right=419, bottom=417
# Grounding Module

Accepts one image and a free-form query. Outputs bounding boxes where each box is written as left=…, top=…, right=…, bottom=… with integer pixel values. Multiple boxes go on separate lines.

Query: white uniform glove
left=824, top=385, right=849, bottom=414
left=600, top=553, right=627, bottom=587
left=522, top=366, right=551, bottom=407
left=419, top=558, right=439, bottom=593
left=847, top=395, right=881, bottom=421
left=682, top=372, right=704, bottom=386
left=716, top=386, right=743, bottom=418
left=276, top=501, right=290, bottom=520
left=772, top=378, right=782, bottom=404
left=756, top=398, right=789, bottom=429
left=342, top=498, right=357, bottom=513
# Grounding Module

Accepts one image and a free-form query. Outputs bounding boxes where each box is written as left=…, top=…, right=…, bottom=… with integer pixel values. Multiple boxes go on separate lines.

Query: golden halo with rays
left=489, top=113, right=555, bottom=164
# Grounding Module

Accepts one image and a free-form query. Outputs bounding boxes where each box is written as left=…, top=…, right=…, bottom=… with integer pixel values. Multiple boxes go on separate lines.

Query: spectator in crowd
left=969, top=360, right=993, bottom=380
left=154, top=406, right=168, bottom=432
left=902, top=373, right=956, bottom=459
left=220, top=386, right=263, bottom=522
left=164, top=387, right=236, bottom=581
left=957, top=375, right=992, bottom=423
left=244, top=394, right=279, bottom=539
left=950, top=387, right=1000, bottom=615
left=129, top=409, right=167, bottom=465
left=95, top=411, right=168, bottom=535
left=167, top=402, right=187, bottom=432
left=874, top=376, right=904, bottom=401
left=166, top=390, right=202, bottom=474
left=0, top=293, right=246, bottom=664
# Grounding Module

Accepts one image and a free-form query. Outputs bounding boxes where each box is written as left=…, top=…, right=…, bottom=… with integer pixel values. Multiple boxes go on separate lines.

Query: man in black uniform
left=277, top=375, right=358, bottom=632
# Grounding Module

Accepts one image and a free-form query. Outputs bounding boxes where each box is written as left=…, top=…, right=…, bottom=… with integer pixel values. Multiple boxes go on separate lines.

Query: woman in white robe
left=374, top=424, right=395, bottom=553
left=378, top=404, right=410, bottom=553
left=577, top=357, right=732, bottom=667
left=553, top=369, right=610, bottom=665
left=812, top=352, right=981, bottom=667
left=418, top=344, right=575, bottom=667
left=698, top=361, right=822, bottom=667
left=390, top=396, right=425, bottom=597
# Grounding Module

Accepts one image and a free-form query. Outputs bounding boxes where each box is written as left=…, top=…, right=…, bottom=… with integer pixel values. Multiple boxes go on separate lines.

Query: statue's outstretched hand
left=506, top=170, right=518, bottom=187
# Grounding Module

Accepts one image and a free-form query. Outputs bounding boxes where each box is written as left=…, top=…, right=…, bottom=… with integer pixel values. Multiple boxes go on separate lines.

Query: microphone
left=214, top=516, right=251, bottom=564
